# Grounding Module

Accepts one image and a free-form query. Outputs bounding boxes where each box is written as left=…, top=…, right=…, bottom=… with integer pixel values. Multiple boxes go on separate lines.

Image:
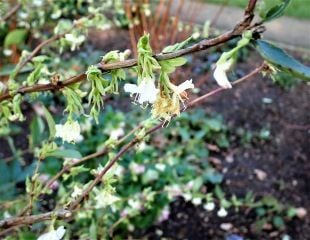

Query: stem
left=0, top=63, right=264, bottom=233
left=0, top=0, right=259, bottom=103
left=0, top=3, right=21, bottom=22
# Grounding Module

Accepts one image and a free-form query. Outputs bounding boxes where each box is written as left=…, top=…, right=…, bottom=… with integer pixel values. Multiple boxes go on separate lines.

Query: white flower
left=0, top=81, right=6, bottom=94
left=71, top=186, right=83, bottom=198
left=213, top=59, right=234, bottom=89
left=95, top=191, right=120, bottom=209
left=192, top=198, right=202, bottom=206
left=157, top=207, right=170, bottom=222
left=217, top=207, right=228, bottom=217
left=55, top=121, right=82, bottom=143
left=124, top=78, right=159, bottom=105
left=176, top=79, right=194, bottom=94
left=110, top=127, right=124, bottom=140
left=130, top=162, right=145, bottom=174
left=203, top=202, right=215, bottom=211
left=65, top=34, right=86, bottom=51
left=155, top=163, right=166, bottom=172
left=38, top=226, right=66, bottom=240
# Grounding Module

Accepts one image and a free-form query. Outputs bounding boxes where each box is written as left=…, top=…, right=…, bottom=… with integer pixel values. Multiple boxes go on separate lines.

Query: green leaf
left=159, top=57, right=187, bottom=74
left=273, top=216, right=285, bottom=229
left=256, top=40, right=310, bottom=80
left=45, top=149, right=82, bottom=159
left=41, top=105, right=56, bottom=139
left=26, top=63, right=43, bottom=86
left=262, top=0, right=291, bottom=22
left=30, top=116, right=45, bottom=147
left=4, top=29, right=28, bottom=48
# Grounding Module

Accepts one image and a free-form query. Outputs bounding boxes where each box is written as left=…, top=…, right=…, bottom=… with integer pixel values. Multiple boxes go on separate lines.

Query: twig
left=0, top=3, right=21, bottom=22
left=0, top=62, right=265, bottom=233
left=0, top=0, right=260, bottom=233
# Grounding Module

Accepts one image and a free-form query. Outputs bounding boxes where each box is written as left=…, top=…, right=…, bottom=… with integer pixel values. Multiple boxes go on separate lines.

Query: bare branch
left=0, top=3, right=21, bottom=22
left=0, top=0, right=260, bottom=103
left=0, top=62, right=265, bottom=233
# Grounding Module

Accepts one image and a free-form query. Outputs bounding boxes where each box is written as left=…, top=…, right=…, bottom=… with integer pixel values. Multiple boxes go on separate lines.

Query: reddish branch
left=0, top=62, right=266, bottom=232
left=0, top=0, right=259, bottom=234
left=0, top=3, right=21, bottom=22
left=0, top=0, right=258, bottom=103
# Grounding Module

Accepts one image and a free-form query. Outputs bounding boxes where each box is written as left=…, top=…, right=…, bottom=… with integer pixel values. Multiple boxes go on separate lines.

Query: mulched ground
left=137, top=51, right=310, bottom=239
left=1, top=29, right=309, bottom=239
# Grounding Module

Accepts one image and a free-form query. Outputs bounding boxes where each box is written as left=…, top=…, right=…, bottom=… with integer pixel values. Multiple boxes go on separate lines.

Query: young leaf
left=255, top=40, right=310, bottom=80
left=30, top=116, right=45, bottom=147
left=4, top=29, right=28, bottom=48
left=42, top=105, right=56, bottom=139
left=261, top=0, right=291, bottom=22
left=45, top=149, right=82, bottom=159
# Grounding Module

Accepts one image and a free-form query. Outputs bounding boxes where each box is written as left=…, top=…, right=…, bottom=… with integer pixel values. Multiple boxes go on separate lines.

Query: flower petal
left=213, top=67, right=232, bottom=89
left=177, top=79, right=194, bottom=93
left=124, top=83, right=139, bottom=94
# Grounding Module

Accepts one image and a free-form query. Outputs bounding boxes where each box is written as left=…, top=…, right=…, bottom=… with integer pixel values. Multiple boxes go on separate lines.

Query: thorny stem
left=0, top=62, right=265, bottom=233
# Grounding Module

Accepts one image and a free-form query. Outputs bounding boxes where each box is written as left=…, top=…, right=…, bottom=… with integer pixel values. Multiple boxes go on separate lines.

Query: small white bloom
left=3, top=49, right=13, bottom=56
left=55, top=121, right=82, bottom=143
left=217, top=207, right=228, bottom=217
left=176, top=79, right=194, bottom=94
left=213, top=59, right=234, bottom=89
left=192, top=197, right=202, bottom=205
left=95, top=191, right=120, bottom=209
left=130, top=162, right=145, bottom=174
left=110, top=127, right=124, bottom=140
left=204, top=202, right=215, bottom=211
left=38, top=226, right=66, bottom=240
left=124, top=78, right=159, bottom=105
left=157, top=207, right=170, bottom=222
left=71, top=186, right=83, bottom=198
left=128, top=199, right=142, bottom=210
left=0, top=81, right=6, bottom=94
left=65, top=34, right=86, bottom=51
left=155, top=163, right=166, bottom=172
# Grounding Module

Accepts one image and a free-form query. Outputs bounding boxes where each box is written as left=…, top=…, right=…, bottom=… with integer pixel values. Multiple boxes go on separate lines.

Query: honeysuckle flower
left=217, top=207, right=228, bottom=217
left=130, top=162, right=146, bottom=174
left=204, top=202, right=215, bottom=211
left=94, top=190, right=120, bottom=209
left=152, top=79, right=194, bottom=121
left=55, top=120, right=82, bottom=143
left=124, top=78, right=159, bottom=105
left=192, top=197, right=202, bottom=205
left=71, top=186, right=83, bottom=198
left=38, top=226, right=66, bottom=240
left=157, top=207, right=170, bottom=222
left=213, top=58, right=234, bottom=89
left=110, top=127, right=124, bottom=140
left=65, top=33, right=86, bottom=51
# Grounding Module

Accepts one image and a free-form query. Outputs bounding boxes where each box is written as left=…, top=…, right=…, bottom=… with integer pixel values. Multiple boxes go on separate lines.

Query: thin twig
left=0, top=3, right=21, bottom=22
left=0, top=62, right=264, bottom=233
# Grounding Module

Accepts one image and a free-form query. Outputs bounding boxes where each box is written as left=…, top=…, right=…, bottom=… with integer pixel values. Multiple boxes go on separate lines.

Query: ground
left=137, top=51, right=310, bottom=239
left=1, top=31, right=309, bottom=239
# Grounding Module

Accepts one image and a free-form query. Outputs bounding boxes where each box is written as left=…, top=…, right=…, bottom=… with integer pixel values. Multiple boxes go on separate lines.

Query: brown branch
left=0, top=209, right=72, bottom=229
left=0, top=3, right=21, bottom=22
left=0, top=0, right=261, bottom=233
left=0, top=0, right=259, bottom=103
left=0, top=62, right=265, bottom=233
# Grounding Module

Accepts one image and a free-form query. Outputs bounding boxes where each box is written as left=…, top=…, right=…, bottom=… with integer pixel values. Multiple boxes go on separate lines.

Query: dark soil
left=1, top=30, right=309, bottom=239
left=138, top=51, right=310, bottom=239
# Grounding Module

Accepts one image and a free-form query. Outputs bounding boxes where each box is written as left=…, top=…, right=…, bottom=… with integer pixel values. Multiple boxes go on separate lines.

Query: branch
left=0, top=0, right=259, bottom=103
left=0, top=63, right=266, bottom=233
left=0, top=3, right=21, bottom=22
